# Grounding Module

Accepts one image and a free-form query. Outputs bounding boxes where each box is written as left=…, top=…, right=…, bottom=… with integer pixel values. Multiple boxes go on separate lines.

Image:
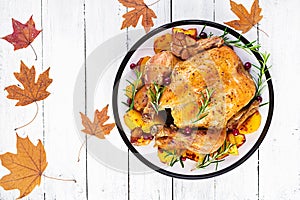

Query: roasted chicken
left=125, top=33, right=257, bottom=156
left=155, top=41, right=256, bottom=154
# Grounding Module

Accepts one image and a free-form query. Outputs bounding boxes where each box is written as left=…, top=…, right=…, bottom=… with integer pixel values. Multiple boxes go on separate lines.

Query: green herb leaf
left=254, top=52, right=271, bottom=97
left=124, top=69, right=143, bottom=112
left=220, top=28, right=261, bottom=54
left=149, top=82, right=165, bottom=114
left=192, top=88, right=214, bottom=123
left=195, top=141, right=233, bottom=170
left=163, top=149, right=185, bottom=168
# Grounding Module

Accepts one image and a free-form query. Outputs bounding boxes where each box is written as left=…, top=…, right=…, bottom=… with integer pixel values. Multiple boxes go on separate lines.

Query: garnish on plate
left=252, top=52, right=271, bottom=97
left=149, top=82, right=165, bottom=114
left=194, top=141, right=233, bottom=171
left=192, top=88, right=214, bottom=123
left=123, top=69, right=143, bottom=111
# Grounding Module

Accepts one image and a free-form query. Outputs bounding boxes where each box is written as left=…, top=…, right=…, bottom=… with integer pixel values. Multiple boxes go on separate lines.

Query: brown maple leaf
left=80, top=105, right=115, bottom=139
left=119, top=0, right=157, bottom=33
left=2, top=16, right=42, bottom=60
left=5, top=61, right=52, bottom=106
left=0, top=134, right=47, bottom=199
left=224, top=0, right=263, bottom=34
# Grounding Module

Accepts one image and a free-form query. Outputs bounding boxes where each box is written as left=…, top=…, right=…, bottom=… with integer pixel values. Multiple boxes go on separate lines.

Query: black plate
left=112, top=20, right=274, bottom=179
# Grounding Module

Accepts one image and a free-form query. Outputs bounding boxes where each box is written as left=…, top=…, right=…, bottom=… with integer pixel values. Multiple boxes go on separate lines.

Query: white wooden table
left=0, top=0, right=299, bottom=199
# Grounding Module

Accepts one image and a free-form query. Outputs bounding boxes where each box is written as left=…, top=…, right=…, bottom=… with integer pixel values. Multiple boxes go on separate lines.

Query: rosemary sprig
left=252, top=52, right=271, bottom=97
left=149, top=82, right=165, bottom=113
left=218, top=28, right=271, bottom=99
left=208, top=32, right=214, bottom=38
left=164, top=150, right=184, bottom=168
left=192, top=88, right=214, bottom=123
left=123, top=70, right=142, bottom=111
left=195, top=140, right=233, bottom=170
left=220, top=28, right=261, bottom=53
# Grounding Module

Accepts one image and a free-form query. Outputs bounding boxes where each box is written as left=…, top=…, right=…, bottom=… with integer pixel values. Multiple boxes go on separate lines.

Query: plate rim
left=112, top=19, right=274, bottom=179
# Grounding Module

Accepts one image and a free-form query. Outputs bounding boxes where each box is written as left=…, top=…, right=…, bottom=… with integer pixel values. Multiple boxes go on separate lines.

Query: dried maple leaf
left=0, top=134, right=47, bottom=199
left=119, top=0, right=157, bottom=33
left=5, top=61, right=52, bottom=106
left=80, top=105, right=115, bottom=139
left=224, top=0, right=263, bottom=34
left=2, top=16, right=42, bottom=60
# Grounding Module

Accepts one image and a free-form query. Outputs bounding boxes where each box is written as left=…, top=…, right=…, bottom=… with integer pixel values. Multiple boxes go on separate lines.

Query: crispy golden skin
left=155, top=127, right=227, bottom=154
left=160, top=46, right=256, bottom=129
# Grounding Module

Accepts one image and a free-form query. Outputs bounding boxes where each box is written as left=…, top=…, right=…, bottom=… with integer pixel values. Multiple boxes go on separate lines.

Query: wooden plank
left=127, top=1, right=173, bottom=199
left=85, top=0, right=128, bottom=199
left=0, top=0, right=44, bottom=199
left=0, top=0, right=45, bottom=199
left=172, top=0, right=214, bottom=21
left=172, top=1, right=215, bottom=199
left=214, top=0, right=259, bottom=199
left=41, top=0, right=87, bottom=199
left=259, top=0, right=300, bottom=199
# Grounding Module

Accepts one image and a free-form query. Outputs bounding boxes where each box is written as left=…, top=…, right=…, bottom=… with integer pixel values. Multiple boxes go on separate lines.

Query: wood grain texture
left=259, top=0, right=300, bottom=199
left=0, top=0, right=299, bottom=199
left=0, top=0, right=44, bottom=199
left=42, top=0, right=87, bottom=199
left=85, top=0, right=128, bottom=200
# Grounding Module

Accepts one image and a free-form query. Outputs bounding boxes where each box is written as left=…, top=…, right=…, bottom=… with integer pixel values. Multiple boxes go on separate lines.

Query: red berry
left=143, top=134, right=154, bottom=140
left=199, top=32, right=208, bottom=39
left=181, top=156, right=186, bottom=161
left=257, top=96, right=263, bottom=102
left=130, top=63, right=137, bottom=69
left=127, top=98, right=132, bottom=106
left=244, top=62, right=252, bottom=70
left=163, top=76, right=171, bottom=85
left=233, top=129, right=239, bottom=136
left=184, top=127, right=192, bottom=135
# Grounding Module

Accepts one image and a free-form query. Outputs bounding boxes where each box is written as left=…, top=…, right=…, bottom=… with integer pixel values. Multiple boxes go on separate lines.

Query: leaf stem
left=255, top=25, right=269, bottom=37
left=77, top=135, right=92, bottom=162
left=43, top=174, right=76, bottom=183
left=29, top=44, right=38, bottom=61
left=15, top=101, right=39, bottom=131
left=147, top=0, right=160, bottom=7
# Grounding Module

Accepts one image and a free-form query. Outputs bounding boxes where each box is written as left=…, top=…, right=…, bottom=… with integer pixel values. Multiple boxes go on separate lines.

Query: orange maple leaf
left=80, top=105, right=115, bottom=139
left=224, top=0, right=263, bottom=34
left=2, top=16, right=42, bottom=59
left=119, top=0, right=157, bottom=33
left=5, top=61, right=52, bottom=106
left=0, top=134, right=47, bottom=199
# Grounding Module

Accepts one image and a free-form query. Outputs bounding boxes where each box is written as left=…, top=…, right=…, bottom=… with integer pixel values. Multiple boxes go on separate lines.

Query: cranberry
left=257, top=96, right=263, bottom=103
left=184, top=127, right=192, bottom=135
left=244, top=62, right=252, bottom=70
left=127, top=98, right=132, bottom=106
left=163, top=76, right=171, bottom=85
left=143, top=134, right=154, bottom=140
left=130, top=63, right=137, bottom=69
left=199, top=32, right=208, bottom=39
left=233, top=128, right=239, bottom=136
left=181, top=156, right=186, bottom=161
